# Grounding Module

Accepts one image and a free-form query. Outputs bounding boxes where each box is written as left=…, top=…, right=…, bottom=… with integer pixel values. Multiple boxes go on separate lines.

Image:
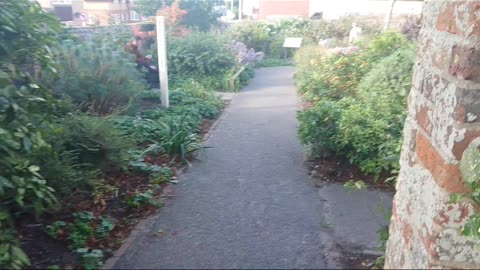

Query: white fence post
left=156, top=16, right=169, bottom=108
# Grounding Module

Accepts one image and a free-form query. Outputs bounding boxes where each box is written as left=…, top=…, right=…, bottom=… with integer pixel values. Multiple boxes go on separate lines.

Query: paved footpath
left=113, top=67, right=329, bottom=269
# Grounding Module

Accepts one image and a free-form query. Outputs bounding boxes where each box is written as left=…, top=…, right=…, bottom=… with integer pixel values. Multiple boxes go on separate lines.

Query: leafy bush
left=177, top=0, right=223, bottom=31
left=230, top=17, right=382, bottom=58
left=113, top=116, right=164, bottom=144
left=297, top=99, right=344, bottom=156
left=129, top=159, right=173, bottom=184
left=76, top=248, right=104, bottom=270
left=296, top=31, right=415, bottom=178
left=362, top=31, right=410, bottom=62
left=0, top=2, right=62, bottom=268
left=115, top=82, right=222, bottom=146
left=295, top=52, right=365, bottom=101
left=167, top=32, right=235, bottom=78
left=30, top=146, right=99, bottom=198
left=51, top=115, right=135, bottom=172
left=127, top=190, right=161, bottom=208
left=44, top=40, right=147, bottom=115
left=293, top=45, right=326, bottom=70
left=0, top=229, right=30, bottom=269
left=335, top=48, right=415, bottom=175
left=295, top=32, right=409, bottom=102
left=229, top=21, right=272, bottom=53
left=154, top=115, right=202, bottom=160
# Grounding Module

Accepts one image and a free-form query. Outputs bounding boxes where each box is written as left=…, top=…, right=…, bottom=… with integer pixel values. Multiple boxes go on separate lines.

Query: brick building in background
left=239, top=0, right=422, bottom=20
left=257, top=0, right=309, bottom=20
left=385, top=0, right=480, bottom=268
left=36, top=0, right=142, bottom=26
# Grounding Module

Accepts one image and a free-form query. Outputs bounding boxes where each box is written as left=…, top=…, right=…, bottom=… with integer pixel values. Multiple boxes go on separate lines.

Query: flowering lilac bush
left=230, top=41, right=264, bottom=66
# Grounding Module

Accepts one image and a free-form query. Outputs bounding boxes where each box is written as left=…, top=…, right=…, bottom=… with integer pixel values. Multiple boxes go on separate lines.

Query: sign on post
left=156, top=16, right=169, bottom=108
left=283, top=37, right=303, bottom=48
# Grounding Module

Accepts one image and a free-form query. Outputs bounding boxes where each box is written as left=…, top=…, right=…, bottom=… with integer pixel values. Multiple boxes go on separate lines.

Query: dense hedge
left=296, top=32, right=415, bottom=178
left=229, top=17, right=383, bottom=59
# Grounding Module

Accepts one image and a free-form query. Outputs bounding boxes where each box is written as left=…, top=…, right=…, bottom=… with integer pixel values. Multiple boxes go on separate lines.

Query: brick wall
left=385, top=1, right=480, bottom=268
left=257, top=0, right=309, bottom=20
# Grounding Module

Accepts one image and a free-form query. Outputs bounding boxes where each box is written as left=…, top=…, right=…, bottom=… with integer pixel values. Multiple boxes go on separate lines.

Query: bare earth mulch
left=19, top=105, right=225, bottom=269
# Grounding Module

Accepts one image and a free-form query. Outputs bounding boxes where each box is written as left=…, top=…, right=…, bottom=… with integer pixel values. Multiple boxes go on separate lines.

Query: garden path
left=111, top=67, right=391, bottom=269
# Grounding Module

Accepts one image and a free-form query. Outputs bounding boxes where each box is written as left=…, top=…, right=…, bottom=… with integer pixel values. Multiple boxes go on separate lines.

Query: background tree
left=134, top=0, right=165, bottom=17
left=135, top=0, right=223, bottom=31
left=178, top=0, right=223, bottom=31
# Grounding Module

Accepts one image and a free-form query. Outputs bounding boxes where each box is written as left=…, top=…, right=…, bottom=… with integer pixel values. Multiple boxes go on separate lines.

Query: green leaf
left=344, top=180, right=367, bottom=191
left=28, top=165, right=40, bottom=173
left=1, top=25, right=16, bottom=33
left=11, top=246, right=30, bottom=265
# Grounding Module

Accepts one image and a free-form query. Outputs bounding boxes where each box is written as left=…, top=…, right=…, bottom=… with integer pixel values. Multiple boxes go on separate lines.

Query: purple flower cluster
left=230, top=41, right=264, bottom=66
left=327, top=46, right=360, bottom=55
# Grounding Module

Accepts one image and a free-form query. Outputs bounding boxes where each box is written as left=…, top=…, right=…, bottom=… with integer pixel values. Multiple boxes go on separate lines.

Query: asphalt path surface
left=113, top=67, right=330, bottom=269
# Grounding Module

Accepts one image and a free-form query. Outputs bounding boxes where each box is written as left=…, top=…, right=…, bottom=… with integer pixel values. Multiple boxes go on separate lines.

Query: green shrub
left=155, top=115, right=202, bottom=160
left=114, top=81, right=222, bottom=145
left=51, top=115, right=135, bottom=172
left=30, top=147, right=99, bottom=198
left=237, top=65, right=256, bottom=88
left=169, top=80, right=223, bottom=118
left=0, top=1, right=62, bottom=267
left=229, top=17, right=382, bottom=58
left=362, top=31, right=410, bottom=62
left=113, top=116, right=164, bottom=144
left=167, top=32, right=235, bottom=78
left=295, top=32, right=410, bottom=102
left=295, top=52, right=365, bottom=101
left=293, top=45, right=326, bottom=69
left=44, top=40, right=147, bottom=115
left=127, top=189, right=161, bottom=208
left=229, top=21, right=271, bottom=53
left=297, top=99, right=344, bottom=156
left=335, top=48, right=415, bottom=176
left=296, top=32, right=415, bottom=178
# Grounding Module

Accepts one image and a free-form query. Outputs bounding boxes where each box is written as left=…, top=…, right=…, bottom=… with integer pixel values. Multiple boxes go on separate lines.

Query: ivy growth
left=452, top=139, right=480, bottom=239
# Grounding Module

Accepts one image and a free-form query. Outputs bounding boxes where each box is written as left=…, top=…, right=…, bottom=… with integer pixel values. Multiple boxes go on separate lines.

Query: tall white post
left=156, top=16, right=169, bottom=108
left=383, top=0, right=396, bottom=31
left=238, top=0, right=242, bottom=20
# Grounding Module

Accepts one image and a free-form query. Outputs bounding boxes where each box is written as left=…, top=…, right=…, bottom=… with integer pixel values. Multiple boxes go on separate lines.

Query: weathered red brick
left=416, top=106, right=432, bottom=136
left=452, top=127, right=480, bottom=160
left=436, top=2, right=460, bottom=34
left=415, top=132, right=466, bottom=193
left=420, top=74, right=449, bottom=103
left=401, top=221, right=413, bottom=246
left=436, top=1, right=480, bottom=37
left=420, top=231, right=439, bottom=259
left=453, top=88, right=480, bottom=123
left=449, top=46, right=480, bottom=83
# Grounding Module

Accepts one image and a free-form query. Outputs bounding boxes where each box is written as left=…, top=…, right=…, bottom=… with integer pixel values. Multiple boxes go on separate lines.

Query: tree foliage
left=0, top=1, right=62, bottom=268
left=135, top=0, right=222, bottom=31
left=178, top=0, right=223, bottom=31
left=134, top=0, right=165, bottom=17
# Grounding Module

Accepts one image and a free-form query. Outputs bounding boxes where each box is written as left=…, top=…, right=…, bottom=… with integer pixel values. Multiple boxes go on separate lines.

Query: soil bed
left=306, top=156, right=394, bottom=191
left=19, top=106, right=225, bottom=269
